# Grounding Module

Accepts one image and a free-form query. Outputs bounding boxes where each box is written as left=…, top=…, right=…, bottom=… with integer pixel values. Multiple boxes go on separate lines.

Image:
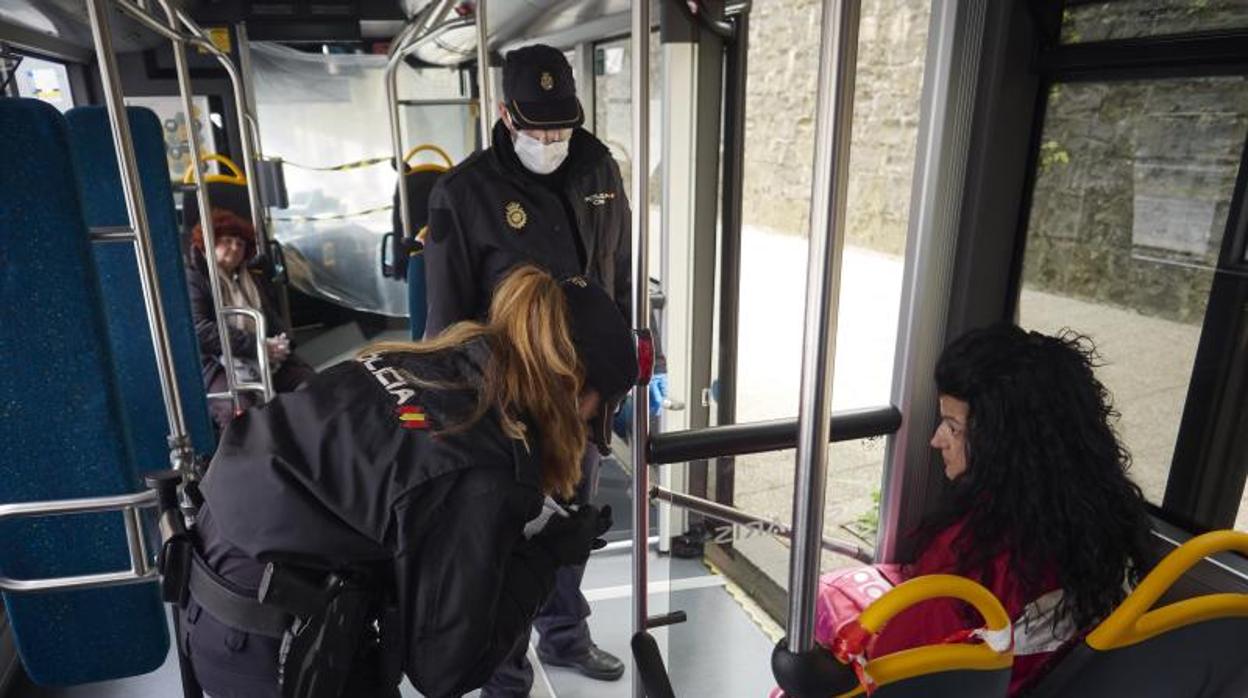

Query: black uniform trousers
left=481, top=447, right=602, bottom=697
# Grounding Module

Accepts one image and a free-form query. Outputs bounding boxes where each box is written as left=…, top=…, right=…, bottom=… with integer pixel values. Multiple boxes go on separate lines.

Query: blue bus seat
left=392, top=145, right=451, bottom=339
left=1029, top=530, right=1248, bottom=697
left=0, top=98, right=170, bottom=686
left=65, top=106, right=216, bottom=459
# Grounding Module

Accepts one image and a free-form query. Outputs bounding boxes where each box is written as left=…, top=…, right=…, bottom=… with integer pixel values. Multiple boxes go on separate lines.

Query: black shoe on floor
left=537, top=644, right=625, bottom=681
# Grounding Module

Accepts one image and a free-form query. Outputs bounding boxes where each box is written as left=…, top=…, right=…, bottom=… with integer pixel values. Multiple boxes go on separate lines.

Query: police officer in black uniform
left=176, top=266, right=637, bottom=698
left=423, top=45, right=632, bottom=695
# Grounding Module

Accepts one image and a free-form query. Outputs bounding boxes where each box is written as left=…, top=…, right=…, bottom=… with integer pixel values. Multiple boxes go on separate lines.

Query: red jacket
left=869, top=520, right=1064, bottom=695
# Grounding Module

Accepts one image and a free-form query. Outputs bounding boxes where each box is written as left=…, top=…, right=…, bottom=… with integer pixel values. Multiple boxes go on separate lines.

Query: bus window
left=14, top=54, right=73, bottom=113
left=1017, top=76, right=1248, bottom=519
left=1061, top=0, right=1248, bottom=44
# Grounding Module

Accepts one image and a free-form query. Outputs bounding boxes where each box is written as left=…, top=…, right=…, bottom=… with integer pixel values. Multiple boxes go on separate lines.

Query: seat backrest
left=391, top=144, right=452, bottom=339
left=0, top=98, right=169, bottom=686
left=833, top=575, right=1014, bottom=698
left=1029, top=530, right=1248, bottom=697
left=65, top=105, right=216, bottom=458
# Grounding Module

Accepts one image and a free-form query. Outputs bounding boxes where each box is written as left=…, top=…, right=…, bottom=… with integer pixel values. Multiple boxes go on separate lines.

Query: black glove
left=534, top=504, right=613, bottom=566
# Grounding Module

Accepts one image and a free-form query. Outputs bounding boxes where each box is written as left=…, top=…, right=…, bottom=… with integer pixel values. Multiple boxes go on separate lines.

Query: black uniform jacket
left=197, top=339, right=558, bottom=697
left=423, top=120, right=631, bottom=336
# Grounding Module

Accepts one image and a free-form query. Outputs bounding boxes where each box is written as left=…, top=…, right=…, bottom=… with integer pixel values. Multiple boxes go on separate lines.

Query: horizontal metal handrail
left=89, top=225, right=136, bottom=242
left=0, top=490, right=159, bottom=593
left=398, top=97, right=479, bottom=107
left=651, top=486, right=873, bottom=563
left=647, top=405, right=901, bottom=465
left=112, top=0, right=210, bottom=49
left=220, top=306, right=274, bottom=402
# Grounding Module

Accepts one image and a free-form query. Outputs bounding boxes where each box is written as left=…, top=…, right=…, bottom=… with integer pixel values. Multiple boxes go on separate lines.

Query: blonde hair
left=366, top=265, right=586, bottom=497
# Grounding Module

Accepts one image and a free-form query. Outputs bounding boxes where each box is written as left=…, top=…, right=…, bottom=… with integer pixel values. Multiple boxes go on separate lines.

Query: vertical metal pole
left=387, top=20, right=424, bottom=244
left=85, top=0, right=196, bottom=472
left=786, top=0, right=860, bottom=653
left=176, top=11, right=266, bottom=250
left=156, top=0, right=242, bottom=414
left=475, top=0, right=492, bottom=147
left=630, top=0, right=652, bottom=695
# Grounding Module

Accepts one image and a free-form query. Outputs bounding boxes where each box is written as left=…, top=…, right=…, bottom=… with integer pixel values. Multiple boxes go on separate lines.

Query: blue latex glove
left=611, top=374, right=669, bottom=443
left=649, top=373, right=669, bottom=415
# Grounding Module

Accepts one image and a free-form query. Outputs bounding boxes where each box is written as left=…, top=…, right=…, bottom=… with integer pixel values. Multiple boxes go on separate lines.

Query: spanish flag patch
left=396, top=405, right=431, bottom=429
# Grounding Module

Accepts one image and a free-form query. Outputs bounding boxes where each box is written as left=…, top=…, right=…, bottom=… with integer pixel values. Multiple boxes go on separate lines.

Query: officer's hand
left=534, top=504, right=613, bottom=566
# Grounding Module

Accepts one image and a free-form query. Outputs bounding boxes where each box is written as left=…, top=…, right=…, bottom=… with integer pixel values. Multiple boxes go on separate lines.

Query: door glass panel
left=592, top=34, right=662, bottom=280
left=1018, top=76, right=1248, bottom=506
left=1061, top=0, right=1248, bottom=44
left=723, top=0, right=932, bottom=632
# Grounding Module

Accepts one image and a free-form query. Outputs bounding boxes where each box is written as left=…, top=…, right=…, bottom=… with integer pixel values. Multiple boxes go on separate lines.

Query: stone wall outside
left=741, top=0, right=930, bottom=256
left=1023, top=77, right=1248, bottom=325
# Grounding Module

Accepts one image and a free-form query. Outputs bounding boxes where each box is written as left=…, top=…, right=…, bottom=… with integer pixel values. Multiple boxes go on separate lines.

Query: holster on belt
left=261, top=563, right=377, bottom=698
left=146, top=471, right=194, bottom=606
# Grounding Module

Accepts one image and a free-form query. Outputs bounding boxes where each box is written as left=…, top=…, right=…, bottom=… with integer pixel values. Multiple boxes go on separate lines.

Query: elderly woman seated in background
left=187, top=208, right=315, bottom=429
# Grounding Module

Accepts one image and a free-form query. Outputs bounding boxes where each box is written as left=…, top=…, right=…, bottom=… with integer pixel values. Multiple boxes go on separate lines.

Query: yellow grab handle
left=183, top=153, right=246, bottom=185
left=858, top=574, right=1011, bottom=635
left=1088, top=530, right=1248, bottom=650
left=402, top=144, right=454, bottom=172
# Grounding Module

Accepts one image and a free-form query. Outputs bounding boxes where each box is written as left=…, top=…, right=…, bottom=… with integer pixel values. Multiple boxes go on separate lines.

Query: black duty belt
left=187, top=554, right=293, bottom=639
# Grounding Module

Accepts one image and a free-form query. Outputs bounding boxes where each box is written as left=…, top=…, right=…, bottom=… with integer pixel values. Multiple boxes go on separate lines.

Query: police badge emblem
left=540, top=71, right=555, bottom=91
left=505, top=201, right=528, bottom=230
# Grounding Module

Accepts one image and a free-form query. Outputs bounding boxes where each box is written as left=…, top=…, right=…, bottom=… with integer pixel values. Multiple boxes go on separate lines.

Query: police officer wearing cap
left=173, top=266, right=637, bottom=698
left=423, top=44, right=632, bottom=694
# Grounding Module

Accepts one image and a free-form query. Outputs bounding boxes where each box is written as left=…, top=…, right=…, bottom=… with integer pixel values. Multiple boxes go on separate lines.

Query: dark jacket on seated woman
left=186, top=209, right=315, bottom=429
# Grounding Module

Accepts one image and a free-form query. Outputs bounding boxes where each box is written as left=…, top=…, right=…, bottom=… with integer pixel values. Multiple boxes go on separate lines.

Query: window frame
left=1007, top=1, right=1248, bottom=531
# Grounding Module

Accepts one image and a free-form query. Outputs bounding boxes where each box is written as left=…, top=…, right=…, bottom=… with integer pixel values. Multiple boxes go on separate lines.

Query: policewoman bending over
left=178, top=266, right=637, bottom=698
left=424, top=43, right=646, bottom=695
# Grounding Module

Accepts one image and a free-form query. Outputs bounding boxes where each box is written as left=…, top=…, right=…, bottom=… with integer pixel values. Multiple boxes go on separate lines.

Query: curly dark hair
left=191, top=208, right=256, bottom=260
left=926, top=323, right=1153, bottom=631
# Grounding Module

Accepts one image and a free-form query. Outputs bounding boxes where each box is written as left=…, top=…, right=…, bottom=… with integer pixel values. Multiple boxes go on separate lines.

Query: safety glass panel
left=592, top=34, right=662, bottom=280
left=1060, top=0, right=1248, bottom=44
left=1018, top=76, right=1248, bottom=506
left=250, top=43, right=473, bottom=317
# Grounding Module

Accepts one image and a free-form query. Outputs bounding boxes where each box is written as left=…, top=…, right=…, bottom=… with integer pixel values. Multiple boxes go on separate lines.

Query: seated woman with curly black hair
left=785, top=324, right=1155, bottom=696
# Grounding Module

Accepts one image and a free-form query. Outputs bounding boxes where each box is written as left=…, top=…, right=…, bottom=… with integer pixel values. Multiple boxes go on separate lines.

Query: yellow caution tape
left=280, top=156, right=395, bottom=172
left=271, top=204, right=393, bottom=222
left=279, top=144, right=454, bottom=173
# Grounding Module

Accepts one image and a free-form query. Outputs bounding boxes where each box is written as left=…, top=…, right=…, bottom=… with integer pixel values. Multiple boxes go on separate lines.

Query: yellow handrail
left=1087, top=530, right=1248, bottom=651
left=831, top=575, right=1014, bottom=696
left=182, top=153, right=246, bottom=185
left=402, top=144, right=454, bottom=174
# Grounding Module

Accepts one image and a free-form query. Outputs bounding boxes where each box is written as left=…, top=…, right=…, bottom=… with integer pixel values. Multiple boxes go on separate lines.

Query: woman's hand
left=265, top=335, right=291, bottom=362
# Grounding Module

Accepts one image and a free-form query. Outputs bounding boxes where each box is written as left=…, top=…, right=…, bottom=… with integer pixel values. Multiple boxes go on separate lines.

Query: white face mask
left=513, top=131, right=570, bottom=175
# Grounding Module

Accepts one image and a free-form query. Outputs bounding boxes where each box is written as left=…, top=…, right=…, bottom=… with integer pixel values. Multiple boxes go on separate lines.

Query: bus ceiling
left=1, top=0, right=637, bottom=68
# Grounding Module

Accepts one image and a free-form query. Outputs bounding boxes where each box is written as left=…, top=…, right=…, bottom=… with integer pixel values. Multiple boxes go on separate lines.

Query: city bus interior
left=2, top=0, right=1247, bottom=696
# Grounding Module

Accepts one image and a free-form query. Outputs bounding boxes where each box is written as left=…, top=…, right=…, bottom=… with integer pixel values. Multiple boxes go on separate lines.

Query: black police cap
left=561, top=275, right=637, bottom=455
left=503, top=44, right=584, bottom=130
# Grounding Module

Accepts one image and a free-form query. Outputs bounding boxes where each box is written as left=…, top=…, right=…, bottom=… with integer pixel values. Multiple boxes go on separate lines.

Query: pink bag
left=766, top=565, right=907, bottom=698
left=813, top=564, right=906, bottom=648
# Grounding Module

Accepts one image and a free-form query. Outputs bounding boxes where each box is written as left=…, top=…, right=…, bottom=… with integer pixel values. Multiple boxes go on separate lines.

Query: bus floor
left=9, top=546, right=778, bottom=698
